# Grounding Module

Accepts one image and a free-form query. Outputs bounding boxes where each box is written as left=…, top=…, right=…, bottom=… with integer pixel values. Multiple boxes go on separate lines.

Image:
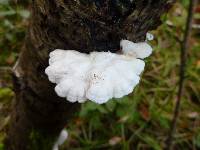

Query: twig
left=165, top=0, right=197, bottom=150
left=0, top=67, right=13, bottom=73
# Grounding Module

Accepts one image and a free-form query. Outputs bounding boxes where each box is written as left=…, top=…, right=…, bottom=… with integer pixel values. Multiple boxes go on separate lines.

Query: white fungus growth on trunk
left=52, top=129, right=68, bottom=150
left=45, top=33, right=153, bottom=104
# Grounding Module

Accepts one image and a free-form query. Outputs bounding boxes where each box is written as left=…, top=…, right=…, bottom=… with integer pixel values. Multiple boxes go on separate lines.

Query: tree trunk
left=5, top=0, right=174, bottom=149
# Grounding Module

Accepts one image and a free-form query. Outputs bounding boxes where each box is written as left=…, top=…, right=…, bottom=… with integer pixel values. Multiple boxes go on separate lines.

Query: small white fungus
left=45, top=36, right=153, bottom=104
left=120, top=40, right=152, bottom=59
left=146, top=32, right=154, bottom=41
left=52, top=129, right=68, bottom=150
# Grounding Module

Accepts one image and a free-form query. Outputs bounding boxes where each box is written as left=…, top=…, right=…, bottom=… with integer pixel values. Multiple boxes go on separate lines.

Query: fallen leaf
left=139, top=104, right=150, bottom=121
left=187, top=112, right=199, bottom=119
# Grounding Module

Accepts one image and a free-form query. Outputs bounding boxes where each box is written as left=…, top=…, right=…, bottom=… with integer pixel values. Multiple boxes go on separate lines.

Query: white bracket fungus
left=45, top=33, right=153, bottom=104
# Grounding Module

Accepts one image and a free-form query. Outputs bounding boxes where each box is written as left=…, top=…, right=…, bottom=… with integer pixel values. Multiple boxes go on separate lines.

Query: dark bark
left=5, top=0, right=174, bottom=150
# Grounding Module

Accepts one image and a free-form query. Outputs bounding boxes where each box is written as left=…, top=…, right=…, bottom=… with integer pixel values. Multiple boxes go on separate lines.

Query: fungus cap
left=45, top=39, right=153, bottom=104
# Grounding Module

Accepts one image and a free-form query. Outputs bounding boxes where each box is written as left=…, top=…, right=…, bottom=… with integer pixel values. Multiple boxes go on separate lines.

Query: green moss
left=0, top=88, right=14, bottom=100
left=29, top=129, right=57, bottom=150
left=0, top=143, right=4, bottom=150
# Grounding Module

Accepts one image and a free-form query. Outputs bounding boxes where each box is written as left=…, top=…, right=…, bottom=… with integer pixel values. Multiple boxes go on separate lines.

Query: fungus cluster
left=45, top=34, right=153, bottom=104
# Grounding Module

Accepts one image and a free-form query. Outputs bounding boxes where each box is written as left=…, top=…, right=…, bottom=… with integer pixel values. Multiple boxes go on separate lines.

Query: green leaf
left=97, top=105, right=108, bottom=114
left=105, top=100, right=116, bottom=112
left=0, top=10, right=15, bottom=17
left=90, top=115, right=102, bottom=129
left=138, top=134, right=162, bottom=150
left=0, top=88, right=13, bottom=100
left=18, top=10, right=30, bottom=19
left=194, top=132, right=200, bottom=148
left=0, top=0, right=9, bottom=5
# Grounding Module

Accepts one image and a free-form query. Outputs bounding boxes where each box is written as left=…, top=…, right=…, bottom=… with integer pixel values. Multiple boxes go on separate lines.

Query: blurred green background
left=0, top=0, right=200, bottom=149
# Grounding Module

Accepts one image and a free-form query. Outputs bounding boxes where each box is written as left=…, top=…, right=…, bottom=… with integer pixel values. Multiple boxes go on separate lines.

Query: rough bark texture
left=6, top=0, right=174, bottom=150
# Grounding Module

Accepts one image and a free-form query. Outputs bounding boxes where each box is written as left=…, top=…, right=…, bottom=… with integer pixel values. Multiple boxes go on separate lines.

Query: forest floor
left=0, top=0, right=200, bottom=150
